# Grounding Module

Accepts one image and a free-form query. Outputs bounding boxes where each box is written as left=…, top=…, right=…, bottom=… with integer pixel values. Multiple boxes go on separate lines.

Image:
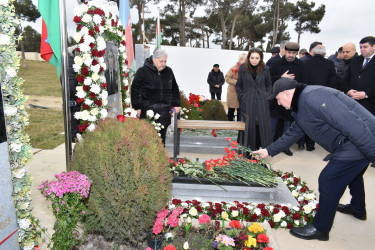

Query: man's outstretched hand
left=252, top=148, right=269, bottom=159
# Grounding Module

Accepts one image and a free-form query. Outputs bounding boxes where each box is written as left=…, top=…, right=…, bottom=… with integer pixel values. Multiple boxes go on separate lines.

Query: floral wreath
left=72, top=2, right=131, bottom=138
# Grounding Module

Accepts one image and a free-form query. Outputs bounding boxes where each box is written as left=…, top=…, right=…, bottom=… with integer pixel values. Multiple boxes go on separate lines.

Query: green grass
left=18, top=60, right=62, bottom=96
left=25, top=108, right=65, bottom=149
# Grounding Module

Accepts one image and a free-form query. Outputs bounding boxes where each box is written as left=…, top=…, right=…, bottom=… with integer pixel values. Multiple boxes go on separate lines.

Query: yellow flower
left=221, top=212, right=230, bottom=221
left=245, top=236, right=257, bottom=248
left=248, top=222, right=264, bottom=233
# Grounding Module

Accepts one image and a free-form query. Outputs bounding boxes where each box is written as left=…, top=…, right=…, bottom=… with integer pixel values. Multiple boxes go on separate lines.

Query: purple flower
left=212, top=240, right=218, bottom=248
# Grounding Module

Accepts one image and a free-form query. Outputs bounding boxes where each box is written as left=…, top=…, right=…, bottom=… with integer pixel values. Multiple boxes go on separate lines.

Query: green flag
left=38, top=0, right=61, bottom=77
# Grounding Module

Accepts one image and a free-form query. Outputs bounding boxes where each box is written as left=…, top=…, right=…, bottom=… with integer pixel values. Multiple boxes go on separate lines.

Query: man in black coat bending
left=254, top=78, right=375, bottom=241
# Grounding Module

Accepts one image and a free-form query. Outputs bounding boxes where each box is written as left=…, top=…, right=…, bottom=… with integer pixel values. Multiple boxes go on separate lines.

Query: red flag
left=40, top=18, right=53, bottom=62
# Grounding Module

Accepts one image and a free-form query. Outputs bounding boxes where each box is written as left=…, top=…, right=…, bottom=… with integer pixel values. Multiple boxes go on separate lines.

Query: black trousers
left=227, top=108, right=240, bottom=121
left=210, top=92, right=221, bottom=100
left=313, top=158, right=369, bottom=232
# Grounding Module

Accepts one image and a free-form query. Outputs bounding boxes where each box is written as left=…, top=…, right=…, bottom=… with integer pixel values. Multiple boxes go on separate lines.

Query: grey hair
left=238, top=53, right=247, bottom=61
left=153, top=49, right=168, bottom=59
left=313, top=45, right=326, bottom=55
left=280, top=40, right=289, bottom=49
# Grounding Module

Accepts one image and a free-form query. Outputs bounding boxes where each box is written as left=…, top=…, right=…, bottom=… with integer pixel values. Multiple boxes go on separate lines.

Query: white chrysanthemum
left=0, top=34, right=11, bottom=45
left=73, top=63, right=81, bottom=73
left=99, top=26, right=104, bottom=34
left=84, top=77, right=92, bottom=86
left=101, top=90, right=108, bottom=100
left=84, top=99, right=93, bottom=105
left=92, top=73, right=100, bottom=81
left=91, top=64, right=100, bottom=73
left=81, top=110, right=90, bottom=121
left=88, top=115, right=97, bottom=122
left=74, top=112, right=82, bottom=120
left=18, top=219, right=31, bottom=229
left=119, top=45, right=125, bottom=53
left=13, top=168, right=26, bottom=178
left=122, top=53, right=128, bottom=60
left=4, top=106, right=17, bottom=116
left=101, top=63, right=107, bottom=71
left=82, top=14, right=92, bottom=23
left=291, top=190, right=299, bottom=198
left=296, top=185, right=302, bottom=190
left=90, top=108, right=99, bottom=116
left=76, top=133, right=83, bottom=142
left=254, top=208, right=261, bottom=216
left=97, top=36, right=106, bottom=50
left=10, top=142, right=22, bottom=152
left=124, top=108, right=137, bottom=117
left=279, top=210, right=286, bottom=218
left=98, top=57, right=105, bottom=64
left=87, top=123, right=96, bottom=132
left=146, top=110, right=154, bottom=118
left=165, top=232, right=173, bottom=240
left=289, top=184, right=295, bottom=189
left=99, top=75, right=106, bottom=82
left=102, top=99, right=108, bottom=106
left=79, top=43, right=91, bottom=53
left=273, top=213, right=282, bottom=223
left=82, top=53, right=91, bottom=61
left=90, top=84, right=101, bottom=94
left=125, top=98, right=130, bottom=105
left=93, top=14, right=102, bottom=24
left=74, top=32, right=82, bottom=43
left=280, top=221, right=287, bottom=227
left=84, top=57, right=92, bottom=67
left=100, top=108, right=108, bottom=119
left=303, top=205, right=312, bottom=214
left=74, top=56, right=84, bottom=66
left=232, top=210, right=239, bottom=217
left=84, top=34, right=95, bottom=45
left=180, top=213, right=187, bottom=218
left=76, top=90, right=86, bottom=99
left=80, top=26, right=89, bottom=36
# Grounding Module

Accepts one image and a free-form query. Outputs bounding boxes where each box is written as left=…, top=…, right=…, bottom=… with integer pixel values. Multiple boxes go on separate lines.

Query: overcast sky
left=30, top=0, right=374, bottom=55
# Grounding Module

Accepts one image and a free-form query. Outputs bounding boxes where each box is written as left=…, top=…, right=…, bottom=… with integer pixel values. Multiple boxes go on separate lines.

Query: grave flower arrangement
left=39, top=171, right=92, bottom=250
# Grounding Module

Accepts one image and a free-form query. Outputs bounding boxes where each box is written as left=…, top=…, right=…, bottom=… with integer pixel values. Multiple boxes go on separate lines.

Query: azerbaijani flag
left=156, top=9, right=162, bottom=50
left=119, top=0, right=135, bottom=72
left=38, top=0, right=61, bottom=77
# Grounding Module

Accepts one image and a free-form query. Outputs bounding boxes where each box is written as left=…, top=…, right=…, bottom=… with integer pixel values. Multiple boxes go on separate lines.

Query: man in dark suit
left=346, top=36, right=375, bottom=116
left=266, top=46, right=280, bottom=67
left=299, top=45, right=337, bottom=151
left=299, top=41, right=322, bottom=62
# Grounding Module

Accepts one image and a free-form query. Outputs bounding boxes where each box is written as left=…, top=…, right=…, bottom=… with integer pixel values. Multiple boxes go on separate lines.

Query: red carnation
left=92, top=59, right=98, bottom=66
left=287, top=223, right=293, bottom=229
left=78, top=124, right=86, bottom=133
left=229, top=220, right=241, bottom=229
left=293, top=213, right=301, bottom=220
left=76, top=75, right=85, bottom=83
left=94, top=100, right=102, bottom=106
left=90, top=92, right=96, bottom=99
left=250, top=214, right=258, bottom=222
left=88, top=29, right=95, bottom=36
left=121, top=40, right=126, bottom=46
left=83, top=85, right=90, bottom=92
left=125, top=59, right=128, bottom=65
left=91, top=49, right=98, bottom=56
left=101, top=19, right=105, bottom=26
left=94, top=25, right=100, bottom=32
left=75, top=47, right=81, bottom=53
left=80, top=37, right=84, bottom=43
left=101, top=83, right=107, bottom=88
left=82, top=104, right=89, bottom=110
left=97, top=50, right=105, bottom=57
left=261, top=209, right=270, bottom=217
left=99, top=66, right=104, bottom=73
left=88, top=9, right=94, bottom=15
left=124, top=72, right=129, bottom=77
left=76, top=98, right=84, bottom=104
left=81, top=66, right=89, bottom=75
left=73, top=16, right=82, bottom=23
left=300, top=188, right=306, bottom=193
left=111, top=19, right=115, bottom=26
left=164, top=245, right=176, bottom=250
left=273, top=208, right=280, bottom=214
left=257, top=234, right=269, bottom=243
left=89, top=43, right=95, bottom=49
left=242, top=207, right=250, bottom=216
left=117, top=115, right=126, bottom=122
left=268, top=220, right=275, bottom=228
left=257, top=203, right=266, bottom=209
left=77, top=24, right=83, bottom=30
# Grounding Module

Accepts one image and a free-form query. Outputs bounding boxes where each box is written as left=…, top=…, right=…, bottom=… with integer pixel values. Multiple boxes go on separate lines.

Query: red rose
left=78, top=124, right=86, bottom=132
left=94, top=100, right=102, bottom=106
left=229, top=220, right=241, bottom=229
left=172, top=199, right=181, bottom=205
left=250, top=214, right=258, bottom=222
left=257, top=234, right=269, bottom=243
left=101, top=83, right=107, bottom=88
left=268, top=220, right=275, bottom=228
left=111, top=19, right=115, bottom=26
left=92, top=59, right=98, bottom=66
left=300, top=188, right=306, bottom=193
left=75, top=47, right=81, bottom=53
left=80, top=37, right=85, bottom=43
left=257, top=203, right=266, bottom=209
left=124, top=85, right=128, bottom=90
left=76, top=98, right=84, bottom=104
left=125, top=59, right=128, bottom=65
left=263, top=247, right=274, bottom=250
left=76, top=75, right=85, bottom=83
left=117, top=115, right=126, bottom=122
left=88, top=29, right=94, bottom=36
left=89, top=43, right=95, bottom=49
left=99, top=66, right=104, bottom=73
left=82, top=104, right=89, bottom=110
left=77, top=24, right=83, bottom=30
left=94, top=25, right=100, bottom=32
left=261, top=209, right=270, bottom=217
left=121, top=40, right=126, bottom=46
left=242, top=207, right=250, bottom=216
left=90, top=92, right=96, bottom=99
left=273, top=208, right=280, bottom=214
left=88, top=9, right=94, bottom=15
left=94, top=8, right=101, bottom=14
left=293, top=213, right=301, bottom=220
left=83, top=85, right=90, bottom=92
left=91, top=49, right=98, bottom=56
left=73, top=16, right=82, bottom=23
left=98, top=50, right=105, bottom=57
left=101, top=19, right=105, bottom=26
left=124, top=72, right=129, bottom=77
left=287, top=223, right=293, bottom=229
left=81, top=66, right=89, bottom=75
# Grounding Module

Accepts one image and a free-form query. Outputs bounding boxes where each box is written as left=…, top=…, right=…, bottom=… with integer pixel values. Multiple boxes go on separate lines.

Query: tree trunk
left=219, top=9, right=226, bottom=49
left=179, top=0, right=186, bottom=47
left=206, top=30, right=210, bottom=48
left=272, top=0, right=280, bottom=48
left=279, top=19, right=285, bottom=43
left=20, top=40, right=29, bottom=68
left=201, top=26, right=205, bottom=48
left=297, top=23, right=301, bottom=44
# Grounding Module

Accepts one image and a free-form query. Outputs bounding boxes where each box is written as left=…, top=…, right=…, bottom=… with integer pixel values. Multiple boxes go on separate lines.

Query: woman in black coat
left=131, top=49, right=181, bottom=145
left=236, top=48, right=273, bottom=150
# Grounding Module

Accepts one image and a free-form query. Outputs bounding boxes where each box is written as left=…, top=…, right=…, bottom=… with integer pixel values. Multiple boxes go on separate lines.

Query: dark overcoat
left=207, top=70, right=225, bottom=94
left=304, top=54, right=336, bottom=88
left=347, top=55, right=375, bottom=115
left=236, top=64, right=273, bottom=150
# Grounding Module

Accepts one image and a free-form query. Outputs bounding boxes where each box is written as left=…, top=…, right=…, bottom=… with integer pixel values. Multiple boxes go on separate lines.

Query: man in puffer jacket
left=254, top=78, right=375, bottom=241
left=131, top=49, right=180, bottom=145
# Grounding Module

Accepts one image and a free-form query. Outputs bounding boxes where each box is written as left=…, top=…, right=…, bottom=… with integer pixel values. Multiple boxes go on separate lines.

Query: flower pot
left=146, top=232, right=164, bottom=250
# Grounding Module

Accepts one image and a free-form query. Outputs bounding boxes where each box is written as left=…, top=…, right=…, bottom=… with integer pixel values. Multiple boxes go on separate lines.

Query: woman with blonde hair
left=236, top=48, right=272, bottom=150
left=225, top=53, right=247, bottom=121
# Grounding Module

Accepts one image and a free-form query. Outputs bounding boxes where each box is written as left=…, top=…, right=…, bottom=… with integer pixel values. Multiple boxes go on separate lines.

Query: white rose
left=79, top=43, right=91, bottom=53
left=84, top=77, right=92, bottom=86
left=100, top=108, right=108, bottom=119
left=181, top=202, right=188, bottom=208
left=4, top=106, right=17, bottom=116
left=76, top=133, right=83, bottom=142
left=92, top=73, right=100, bottom=81
left=82, top=53, right=91, bottom=60
left=101, top=90, right=108, bottom=100
left=88, top=115, right=97, bottom=122
left=202, top=202, right=210, bottom=208
left=90, top=84, right=101, bottom=94
left=186, top=217, right=192, bottom=223
left=273, top=213, right=282, bottom=223
left=74, top=32, right=82, bottom=43
left=87, top=123, right=96, bottom=132
left=189, top=207, right=197, bottom=217
left=82, top=14, right=93, bottom=23
left=292, top=190, right=299, bottom=198
left=232, top=210, right=239, bottom=217
left=280, top=221, right=287, bottom=227
left=91, top=64, right=100, bottom=73
left=304, top=193, right=315, bottom=200
left=90, top=108, right=99, bottom=116
left=303, top=205, right=312, bottom=214
left=168, top=204, right=176, bottom=210
left=102, top=99, right=108, bottom=106
left=183, top=242, right=189, bottom=249
left=74, top=56, right=83, bottom=66
left=76, top=91, right=86, bottom=98
left=74, top=112, right=82, bottom=120
left=297, top=185, right=302, bottom=190
left=279, top=210, right=286, bottom=218
left=125, top=98, right=130, bottom=105
left=146, top=110, right=154, bottom=118
left=81, top=4, right=88, bottom=13
left=81, top=110, right=90, bottom=120
left=254, top=208, right=261, bottom=216
left=93, top=14, right=102, bottom=24
left=292, top=206, right=300, bottom=211
left=73, top=6, right=83, bottom=16
left=80, top=26, right=89, bottom=36
left=18, top=219, right=31, bottom=229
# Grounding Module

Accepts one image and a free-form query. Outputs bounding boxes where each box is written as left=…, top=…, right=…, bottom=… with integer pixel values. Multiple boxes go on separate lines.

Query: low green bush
left=201, top=100, right=228, bottom=121
left=71, top=118, right=172, bottom=246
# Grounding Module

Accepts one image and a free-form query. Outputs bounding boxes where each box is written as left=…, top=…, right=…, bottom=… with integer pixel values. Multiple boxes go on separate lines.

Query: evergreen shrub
left=71, top=118, right=172, bottom=246
left=201, top=100, right=228, bottom=121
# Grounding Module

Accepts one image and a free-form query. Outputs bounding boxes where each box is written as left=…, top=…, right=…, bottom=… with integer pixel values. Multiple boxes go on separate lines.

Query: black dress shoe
left=337, top=204, right=366, bottom=220
left=371, top=163, right=375, bottom=168
left=283, top=148, right=293, bottom=156
left=290, top=224, right=329, bottom=241
left=306, top=146, right=315, bottom=151
left=298, top=144, right=305, bottom=150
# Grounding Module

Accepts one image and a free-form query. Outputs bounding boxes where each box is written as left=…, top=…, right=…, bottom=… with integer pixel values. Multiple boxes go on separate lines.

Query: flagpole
left=59, top=0, right=72, bottom=171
